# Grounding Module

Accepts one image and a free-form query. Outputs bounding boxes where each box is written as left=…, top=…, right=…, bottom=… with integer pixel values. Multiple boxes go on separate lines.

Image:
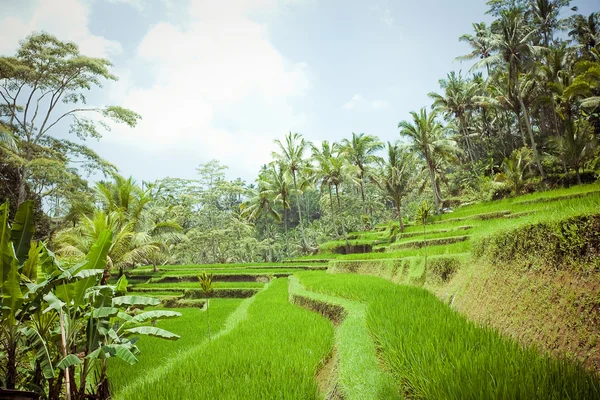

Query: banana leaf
left=10, top=200, right=34, bottom=264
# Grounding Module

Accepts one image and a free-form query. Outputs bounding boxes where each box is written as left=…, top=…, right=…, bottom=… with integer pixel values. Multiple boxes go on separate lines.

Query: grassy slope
left=321, top=182, right=600, bottom=371
left=116, top=278, right=334, bottom=400
left=298, top=272, right=600, bottom=399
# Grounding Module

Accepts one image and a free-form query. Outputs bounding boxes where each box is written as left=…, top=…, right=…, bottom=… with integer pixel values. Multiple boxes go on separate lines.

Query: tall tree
left=399, top=108, right=457, bottom=213
left=374, top=143, right=416, bottom=232
left=340, top=132, right=383, bottom=222
left=272, top=132, right=309, bottom=249
left=429, top=71, right=478, bottom=163
left=0, top=33, right=141, bottom=204
left=475, top=8, right=547, bottom=178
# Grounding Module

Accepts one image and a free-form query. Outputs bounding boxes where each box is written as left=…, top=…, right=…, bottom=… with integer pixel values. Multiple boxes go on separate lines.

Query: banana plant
left=0, top=200, right=181, bottom=399
left=41, top=230, right=181, bottom=400
left=0, top=200, right=36, bottom=390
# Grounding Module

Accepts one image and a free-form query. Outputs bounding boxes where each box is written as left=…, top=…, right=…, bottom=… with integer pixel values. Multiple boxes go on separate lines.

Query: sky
left=0, top=0, right=598, bottom=183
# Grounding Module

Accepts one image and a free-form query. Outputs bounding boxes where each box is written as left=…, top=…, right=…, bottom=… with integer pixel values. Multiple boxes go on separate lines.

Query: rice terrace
left=1, top=0, right=600, bottom=399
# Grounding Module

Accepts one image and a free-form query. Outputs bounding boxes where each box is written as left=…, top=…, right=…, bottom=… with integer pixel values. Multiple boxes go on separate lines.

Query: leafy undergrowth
left=297, top=272, right=600, bottom=399
left=115, top=278, right=333, bottom=400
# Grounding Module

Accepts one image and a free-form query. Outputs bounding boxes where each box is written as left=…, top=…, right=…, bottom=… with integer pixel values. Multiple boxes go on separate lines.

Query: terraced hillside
left=107, top=183, right=600, bottom=399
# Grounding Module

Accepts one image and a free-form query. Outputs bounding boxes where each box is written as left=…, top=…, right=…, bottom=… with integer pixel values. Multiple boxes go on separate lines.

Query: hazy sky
left=1, top=0, right=597, bottom=183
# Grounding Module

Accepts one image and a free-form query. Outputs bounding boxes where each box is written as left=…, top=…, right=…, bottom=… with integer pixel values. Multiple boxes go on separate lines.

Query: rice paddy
left=107, top=183, right=600, bottom=399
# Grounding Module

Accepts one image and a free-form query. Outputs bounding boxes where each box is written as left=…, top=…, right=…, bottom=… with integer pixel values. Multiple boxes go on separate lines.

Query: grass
left=115, top=278, right=334, bottom=400
left=132, top=281, right=266, bottom=289
left=297, top=272, right=600, bottom=399
left=316, top=184, right=600, bottom=262
left=289, top=275, right=400, bottom=399
left=108, top=298, right=244, bottom=394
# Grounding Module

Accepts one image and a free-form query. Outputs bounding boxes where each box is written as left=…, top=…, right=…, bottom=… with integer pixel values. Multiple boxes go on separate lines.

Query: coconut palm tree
left=428, top=71, right=478, bottom=163
left=272, top=132, right=309, bottom=248
left=474, top=8, right=546, bottom=178
left=311, top=141, right=338, bottom=230
left=568, top=12, right=600, bottom=57
left=398, top=108, right=457, bottom=213
left=54, top=175, right=181, bottom=280
left=261, top=162, right=291, bottom=253
left=457, top=22, right=494, bottom=68
left=240, top=183, right=282, bottom=225
left=311, top=141, right=359, bottom=236
left=374, top=143, right=416, bottom=232
left=339, top=132, right=383, bottom=223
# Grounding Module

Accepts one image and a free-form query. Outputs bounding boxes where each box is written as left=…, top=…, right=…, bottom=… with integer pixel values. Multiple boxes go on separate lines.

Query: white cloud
left=343, top=94, right=363, bottom=109
left=103, top=0, right=311, bottom=179
left=342, top=94, right=387, bottom=111
left=107, top=0, right=146, bottom=11
left=371, top=100, right=388, bottom=109
left=0, top=0, right=122, bottom=57
left=369, top=5, right=395, bottom=27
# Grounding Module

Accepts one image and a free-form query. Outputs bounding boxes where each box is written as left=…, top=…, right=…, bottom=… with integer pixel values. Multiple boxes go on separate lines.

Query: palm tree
left=54, top=175, right=181, bottom=280
left=311, top=141, right=338, bottom=230
left=311, top=141, right=359, bottom=237
left=374, top=143, right=416, bottom=232
left=240, top=184, right=282, bottom=225
left=398, top=108, right=457, bottom=213
left=428, top=71, right=478, bottom=163
left=568, top=12, right=600, bottom=57
left=340, top=132, right=383, bottom=223
left=495, top=147, right=532, bottom=195
left=272, top=132, right=309, bottom=248
left=261, top=162, right=291, bottom=253
left=474, top=8, right=546, bottom=178
left=457, top=22, right=494, bottom=69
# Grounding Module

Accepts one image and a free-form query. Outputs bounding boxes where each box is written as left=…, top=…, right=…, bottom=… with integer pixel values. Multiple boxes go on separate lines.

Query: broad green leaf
left=54, top=283, right=75, bottom=305
left=2, top=259, right=23, bottom=319
left=117, top=311, right=132, bottom=322
left=43, top=291, right=65, bottom=313
left=101, top=344, right=138, bottom=364
left=10, top=200, right=34, bottom=264
left=115, top=275, right=128, bottom=294
left=128, top=310, right=181, bottom=325
left=21, top=241, right=40, bottom=281
left=0, top=201, right=14, bottom=285
left=125, top=326, right=180, bottom=341
left=56, top=354, right=82, bottom=370
left=72, top=230, right=112, bottom=307
left=92, top=307, right=119, bottom=318
left=74, top=269, right=104, bottom=279
left=39, top=245, right=61, bottom=278
left=112, top=296, right=159, bottom=307
left=57, top=262, right=87, bottom=280
left=86, top=347, right=104, bottom=360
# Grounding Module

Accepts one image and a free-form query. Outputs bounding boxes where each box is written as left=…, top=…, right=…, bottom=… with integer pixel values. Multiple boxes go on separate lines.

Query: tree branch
left=37, top=108, right=100, bottom=142
left=0, top=89, right=26, bottom=132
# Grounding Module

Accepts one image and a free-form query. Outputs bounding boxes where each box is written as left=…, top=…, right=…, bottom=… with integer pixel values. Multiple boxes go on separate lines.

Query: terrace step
left=388, top=235, right=470, bottom=251
left=288, top=276, right=398, bottom=399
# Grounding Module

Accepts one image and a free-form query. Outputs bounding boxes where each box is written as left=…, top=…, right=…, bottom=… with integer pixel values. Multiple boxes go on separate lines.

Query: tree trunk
left=59, top=311, right=72, bottom=400
left=334, top=185, right=349, bottom=249
left=282, top=194, right=288, bottom=256
left=328, top=184, right=337, bottom=235
left=359, top=178, right=366, bottom=214
left=5, top=330, right=17, bottom=389
left=17, top=166, right=27, bottom=205
left=518, top=95, right=546, bottom=179
left=292, top=172, right=308, bottom=249
left=396, top=198, right=404, bottom=232
left=427, top=162, right=441, bottom=213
